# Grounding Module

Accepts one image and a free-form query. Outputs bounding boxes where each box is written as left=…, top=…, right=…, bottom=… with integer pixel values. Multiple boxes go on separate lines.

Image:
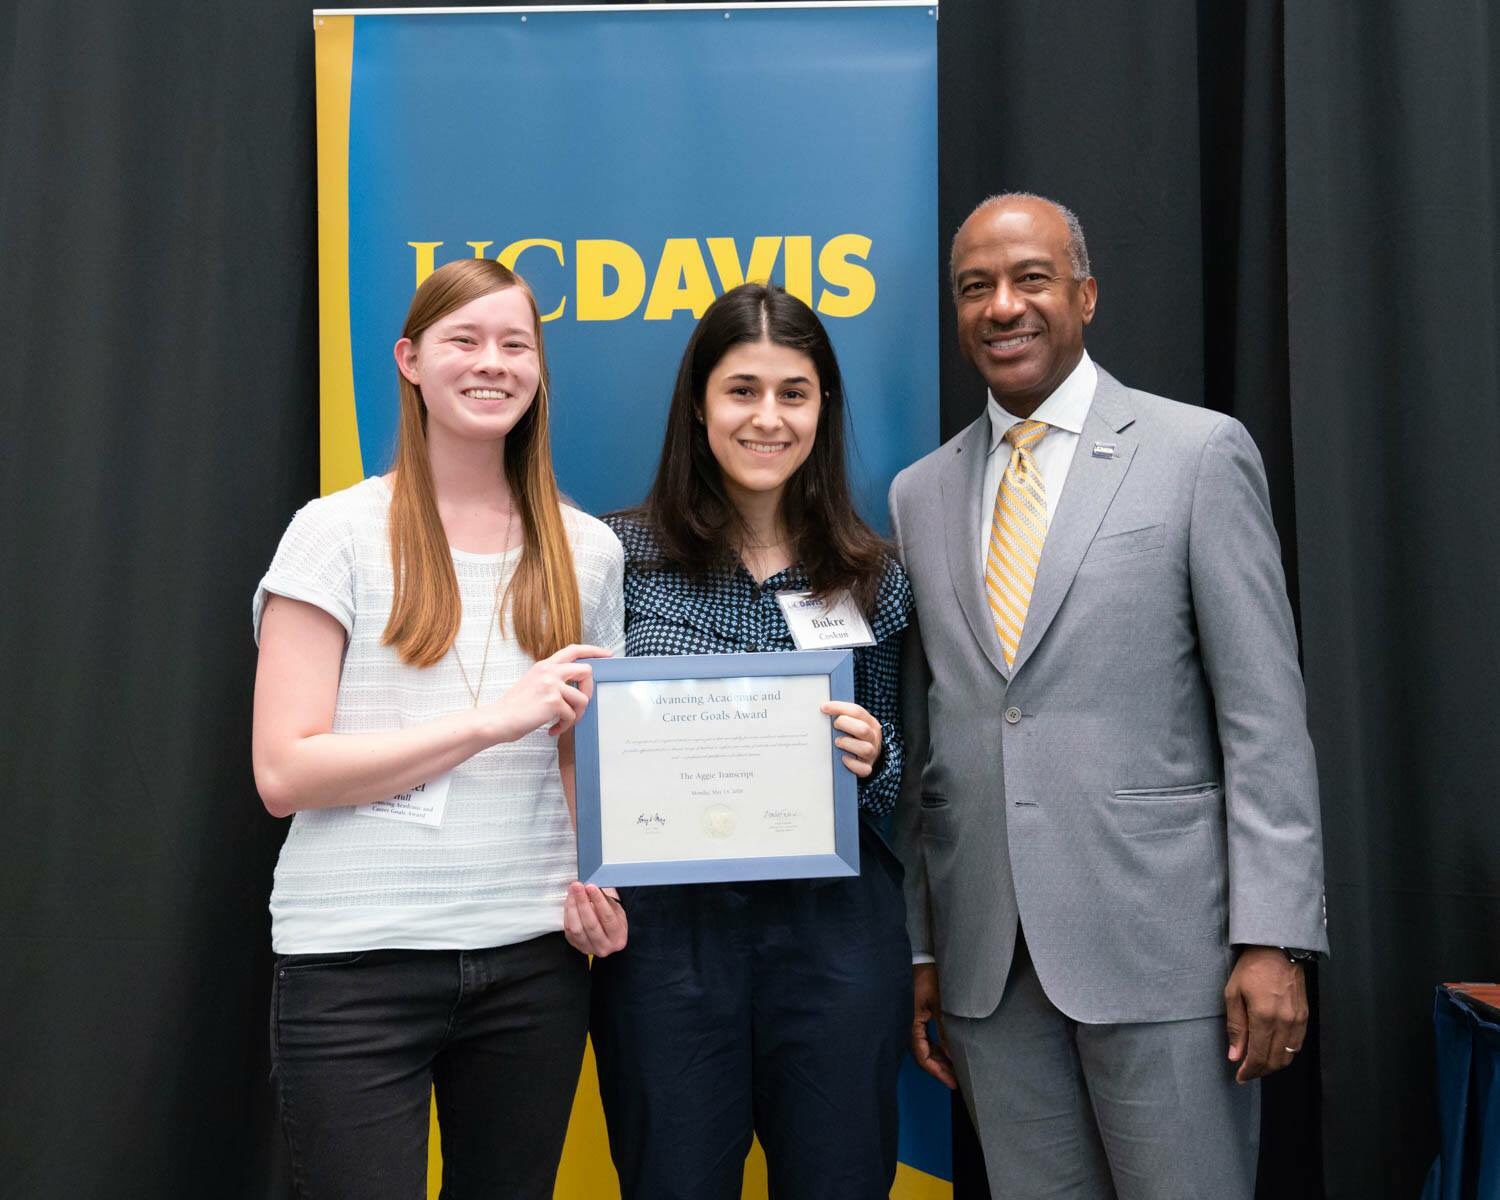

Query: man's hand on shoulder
left=1224, top=945, right=1309, bottom=1083
left=912, top=962, right=957, bottom=1089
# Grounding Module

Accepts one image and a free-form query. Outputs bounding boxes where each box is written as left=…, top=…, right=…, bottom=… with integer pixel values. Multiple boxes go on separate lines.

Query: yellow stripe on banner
left=893, top=1162, right=955, bottom=1199
left=550, top=1038, right=626, bottom=1197
left=424, top=1037, right=948, bottom=1198
left=313, top=13, right=364, bottom=496
left=426, top=1036, right=770, bottom=1198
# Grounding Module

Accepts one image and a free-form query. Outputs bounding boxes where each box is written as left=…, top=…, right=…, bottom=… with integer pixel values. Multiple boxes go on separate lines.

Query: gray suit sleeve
left=890, top=479, right=934, bottom=958
left=1189, top=418, right=1329, bottom=954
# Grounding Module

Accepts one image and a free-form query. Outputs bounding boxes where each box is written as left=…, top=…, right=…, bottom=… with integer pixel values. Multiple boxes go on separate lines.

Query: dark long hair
left=633, top=283, right=889, bottom=614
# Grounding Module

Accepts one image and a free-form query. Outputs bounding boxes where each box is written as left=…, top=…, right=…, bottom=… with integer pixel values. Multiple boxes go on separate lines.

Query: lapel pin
left=1091, top=442, right=1117, bottom=459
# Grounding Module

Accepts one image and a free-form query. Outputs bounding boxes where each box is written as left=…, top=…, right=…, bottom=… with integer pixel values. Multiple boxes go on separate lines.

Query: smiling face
left=701, top=338, right=822, bottom=512
left=951, top=198, right=1097, bottom=416
left=393, top=285, right=540, bottom=445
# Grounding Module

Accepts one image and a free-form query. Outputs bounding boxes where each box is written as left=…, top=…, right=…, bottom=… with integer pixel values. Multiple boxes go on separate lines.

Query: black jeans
left=270, top=933, right=588, bottom=1200
left=590, top=822, right=911, bottom=1200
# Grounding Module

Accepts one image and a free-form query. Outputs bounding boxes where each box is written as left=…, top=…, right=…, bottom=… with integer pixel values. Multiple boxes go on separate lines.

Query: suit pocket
left=920, top=792, right=948, bottom=810
left=1110, top=783, right=1220, bottom=840
left=1112, top=781, right=1219, bottom=801
left=274, top=951, right=368, bottom=972
left=921, top=798, right=955, bottom=842
left=1083, top=522, right=1166, bottom=563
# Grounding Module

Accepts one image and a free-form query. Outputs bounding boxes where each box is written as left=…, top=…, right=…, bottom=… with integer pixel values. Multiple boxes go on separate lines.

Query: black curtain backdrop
left=2, top=3, right=1495, bottom=1198
left=1283, top=6, right=1500, bottom=1198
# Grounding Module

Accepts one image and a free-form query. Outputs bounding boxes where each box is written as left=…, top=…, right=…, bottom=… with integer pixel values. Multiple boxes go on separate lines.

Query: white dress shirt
left=977, top=352, right=1098, bottom=568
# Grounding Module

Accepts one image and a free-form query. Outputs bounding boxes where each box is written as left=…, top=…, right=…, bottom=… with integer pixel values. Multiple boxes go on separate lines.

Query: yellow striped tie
left=986, top=419, right=1049, bottom=667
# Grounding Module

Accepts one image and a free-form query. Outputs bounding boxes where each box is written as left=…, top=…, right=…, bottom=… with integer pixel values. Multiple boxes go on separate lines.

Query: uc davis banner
left=314, top=4, right=946, bottom=1196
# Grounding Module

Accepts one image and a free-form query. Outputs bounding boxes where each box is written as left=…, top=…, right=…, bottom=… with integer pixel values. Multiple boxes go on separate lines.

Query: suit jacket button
left=1004, top=706, right=1022, bottom=724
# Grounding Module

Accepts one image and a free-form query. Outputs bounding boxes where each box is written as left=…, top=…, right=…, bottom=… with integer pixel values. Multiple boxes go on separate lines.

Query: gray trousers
left=944, top=933, right=1259, bottom=1200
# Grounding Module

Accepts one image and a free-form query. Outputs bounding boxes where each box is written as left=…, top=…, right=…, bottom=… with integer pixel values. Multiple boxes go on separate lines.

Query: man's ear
left=394, top=337, right=420, bottom=385
left=1079, top=277, right=1098, bottom=326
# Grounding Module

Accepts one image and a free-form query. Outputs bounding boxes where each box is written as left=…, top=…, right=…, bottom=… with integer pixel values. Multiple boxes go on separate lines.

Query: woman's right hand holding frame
left=253, top=595, right=611, bottom=817
left=480, top=643, right=612, bottom=741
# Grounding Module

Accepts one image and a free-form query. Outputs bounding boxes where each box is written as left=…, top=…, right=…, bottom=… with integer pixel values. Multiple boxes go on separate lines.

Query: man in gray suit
left=890, top=193, right=1328, bottom=1198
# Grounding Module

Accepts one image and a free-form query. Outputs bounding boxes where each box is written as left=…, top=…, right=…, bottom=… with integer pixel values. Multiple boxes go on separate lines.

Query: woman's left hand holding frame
left=820, top=700, right=882, bottom=777
left=562, top=883, right=628, bottom=957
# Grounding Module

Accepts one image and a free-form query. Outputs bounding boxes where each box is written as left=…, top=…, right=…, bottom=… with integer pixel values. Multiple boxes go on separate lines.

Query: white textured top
left=252, top=475, right=625, bottom=954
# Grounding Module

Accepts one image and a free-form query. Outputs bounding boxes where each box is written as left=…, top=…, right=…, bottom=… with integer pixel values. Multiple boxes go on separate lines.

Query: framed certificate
left=573, top=650, right=860, bottom=886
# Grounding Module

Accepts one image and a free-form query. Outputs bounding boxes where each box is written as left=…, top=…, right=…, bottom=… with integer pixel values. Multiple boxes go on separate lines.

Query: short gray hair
left=951, top=192, right=1091, bottom=283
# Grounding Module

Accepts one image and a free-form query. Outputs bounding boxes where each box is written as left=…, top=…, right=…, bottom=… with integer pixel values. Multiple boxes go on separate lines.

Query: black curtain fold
left=2, top=2, right=1495, bottom=1197
left=1283, top=5, right=1500, bottom=1197
left=0, top=2, right=316, bottom=1195
left=1194, top=1, right=1301, bottom=613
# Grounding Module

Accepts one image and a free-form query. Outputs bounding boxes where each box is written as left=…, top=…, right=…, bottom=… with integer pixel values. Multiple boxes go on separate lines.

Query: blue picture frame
left=573, top=650, right=859, bottom=886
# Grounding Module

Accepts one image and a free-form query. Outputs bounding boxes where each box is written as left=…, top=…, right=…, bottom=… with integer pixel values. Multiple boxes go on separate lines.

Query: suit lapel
left=1010, top=370, right=1138, bottom=677
left=941, top=417, right=1009, bottom=679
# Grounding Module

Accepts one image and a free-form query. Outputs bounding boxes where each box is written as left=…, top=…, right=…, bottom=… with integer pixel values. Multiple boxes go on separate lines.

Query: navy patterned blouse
left=603, top=513, right=913, bottom=817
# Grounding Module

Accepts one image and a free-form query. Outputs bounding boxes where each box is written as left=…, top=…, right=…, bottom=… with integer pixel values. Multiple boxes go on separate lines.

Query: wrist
left=471, top=704, right=518, bottom=747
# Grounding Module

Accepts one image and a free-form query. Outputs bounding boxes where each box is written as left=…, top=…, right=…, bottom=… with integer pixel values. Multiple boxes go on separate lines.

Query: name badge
left=775, top=590, right=876, bottom=650
left=356, top=770, right=454, bottom=827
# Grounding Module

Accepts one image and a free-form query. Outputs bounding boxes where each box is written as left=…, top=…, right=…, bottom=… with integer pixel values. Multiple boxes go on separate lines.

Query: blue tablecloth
left=1422, top=985, right=1500, bottom=1200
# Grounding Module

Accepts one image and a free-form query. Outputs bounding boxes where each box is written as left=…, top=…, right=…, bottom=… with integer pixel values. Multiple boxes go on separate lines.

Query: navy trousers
left=590, top=822, right=911, bottom=1200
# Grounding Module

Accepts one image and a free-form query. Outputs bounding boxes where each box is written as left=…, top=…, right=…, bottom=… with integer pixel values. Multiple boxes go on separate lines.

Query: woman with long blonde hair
left=251, top=258, right=626, bottom=1198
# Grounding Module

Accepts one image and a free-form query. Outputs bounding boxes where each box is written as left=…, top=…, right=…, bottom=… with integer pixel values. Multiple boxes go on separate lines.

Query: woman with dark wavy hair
left=591, top=282, right=913, bottom=1199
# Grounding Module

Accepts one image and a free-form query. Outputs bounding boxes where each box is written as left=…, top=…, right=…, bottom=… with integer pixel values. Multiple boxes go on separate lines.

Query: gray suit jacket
left=890, top=367, right=1328, bottom=1023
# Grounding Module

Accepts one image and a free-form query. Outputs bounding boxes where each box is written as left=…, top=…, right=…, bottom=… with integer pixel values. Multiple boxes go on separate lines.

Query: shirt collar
left=986, top=351, right=1097, bottom=455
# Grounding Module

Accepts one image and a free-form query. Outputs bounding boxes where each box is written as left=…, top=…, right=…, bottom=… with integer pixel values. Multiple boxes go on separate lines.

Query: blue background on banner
left=344, top=5, right=937, bottom=529
left=338, top=4, right=947, bottom=1186
left=897, top=1056, right=953, bottom=1180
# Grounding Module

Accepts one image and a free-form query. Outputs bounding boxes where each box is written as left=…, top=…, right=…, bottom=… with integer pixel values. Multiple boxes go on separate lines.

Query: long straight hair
left=382, top=258, right=580, bottom=666
left=636, top=283, right=889, bottom=613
